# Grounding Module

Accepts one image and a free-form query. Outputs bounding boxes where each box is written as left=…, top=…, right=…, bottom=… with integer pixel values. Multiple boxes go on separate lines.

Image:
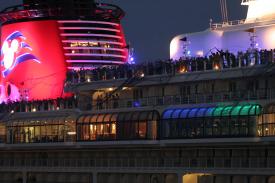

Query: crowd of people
left=66, top=49, right=275, bottom=84
left=0, top=97, right=78, bottom=113
left=95, top=93, right=120, bottom=110
left=0, top=48, right=273, bottom=114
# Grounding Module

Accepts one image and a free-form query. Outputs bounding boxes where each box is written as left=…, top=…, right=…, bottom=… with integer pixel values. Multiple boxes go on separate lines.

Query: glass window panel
left=34, top=126, right=41, bottom=142
left=163, top=109, right=174, bottom=119
left=171, top=109, right=182, bottom=119
left=124, top=113, right=132, bottom=122
left=249, top=105, right=261, bottom=115
left=89, top=124, right=96, bottom=140
left=96, top=114, right=105, bottom=123
left=231, top=106, right=243, bottom=116
left=138, top=121, right=147, bottom=138
left=180, top=109, right=191, bottom=118
left=132, top=112, right=141, bottom=121
left=188, top=108, right=199, bottom=118
left=117, top=112, right=126, bottom=121
left=103, top=114, right=111, bottom=122
left=77, top=116, right=86, bottom=123
left=205, top=107, right=215, bottom=117
left=222, top=106, right=233, bottom=116
left=58, top=125, right=64, bottom=141
left=196, top=108, right=207, bottom=118
left=90, top=115, right=98, bottom=123
left=111, top=123, right=116, bottom=134
left=110, top=113, right=118, bottom=122
left=213, top=107, right=224, bottom=117
left=240, top=105, right=252, bottom=116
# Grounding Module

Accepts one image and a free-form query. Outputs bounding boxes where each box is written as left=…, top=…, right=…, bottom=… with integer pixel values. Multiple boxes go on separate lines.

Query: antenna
left=220, top=0, right=229, bottom=23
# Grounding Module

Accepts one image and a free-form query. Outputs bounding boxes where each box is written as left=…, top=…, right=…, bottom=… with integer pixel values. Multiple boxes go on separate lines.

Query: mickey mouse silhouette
left=1, top=31, right=40, bottom=78
left=0, top=31, right=41, bottom=102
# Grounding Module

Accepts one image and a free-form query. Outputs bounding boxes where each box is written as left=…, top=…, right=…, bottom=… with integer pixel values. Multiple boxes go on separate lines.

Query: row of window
left=2, top=113, right=275, bottom=144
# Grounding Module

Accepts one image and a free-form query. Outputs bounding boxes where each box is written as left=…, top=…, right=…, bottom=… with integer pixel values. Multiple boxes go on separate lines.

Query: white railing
left=211, top=19, right=246, bottom=29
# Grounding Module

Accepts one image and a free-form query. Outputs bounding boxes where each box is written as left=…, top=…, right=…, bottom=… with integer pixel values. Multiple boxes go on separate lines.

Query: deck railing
left=211, top=19, right=246, bottom=30
left=1, top=89, right=274, bottom=113
left=93, top=89, right=274, bottom=111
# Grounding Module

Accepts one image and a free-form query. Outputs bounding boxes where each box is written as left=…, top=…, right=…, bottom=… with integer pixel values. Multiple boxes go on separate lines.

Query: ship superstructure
left=0, top=1, right=275, bottom=183
left=170, top=0, right=275, bottom=60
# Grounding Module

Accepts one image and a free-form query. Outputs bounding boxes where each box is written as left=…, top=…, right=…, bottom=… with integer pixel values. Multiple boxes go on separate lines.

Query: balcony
left=92, top=89, right=274, bottom=111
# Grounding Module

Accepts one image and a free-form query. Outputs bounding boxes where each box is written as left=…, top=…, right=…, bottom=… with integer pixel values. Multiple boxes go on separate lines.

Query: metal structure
left=220, top=0, right=229, bottom=23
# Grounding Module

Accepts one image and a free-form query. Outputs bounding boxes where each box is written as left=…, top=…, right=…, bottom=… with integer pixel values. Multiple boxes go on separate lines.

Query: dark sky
left=0, top=0, right=247, bottom=62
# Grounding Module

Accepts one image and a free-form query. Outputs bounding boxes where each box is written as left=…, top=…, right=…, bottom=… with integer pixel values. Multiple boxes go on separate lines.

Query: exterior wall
left=87, top=75, right=274, bottom=108
left=0, top=145, right=275, bottom=182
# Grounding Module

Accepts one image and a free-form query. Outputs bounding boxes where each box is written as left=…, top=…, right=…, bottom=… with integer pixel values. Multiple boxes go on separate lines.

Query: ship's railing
left=0, top=97, right=78, bottom=114
left=93, top=89, right=274, bottom=111
left=211, top=19, right=246, bottom=29
left=1, top=89, right=273, bottom=113
left=0, top=157, right=273, bottom=169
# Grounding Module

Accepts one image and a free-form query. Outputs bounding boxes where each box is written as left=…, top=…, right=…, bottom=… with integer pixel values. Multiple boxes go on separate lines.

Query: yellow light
left=111, top=123, right=116, bottom=134
left=214, top=65, right=220, bottom=70
left=32, top=108, right=36, bottom=112
left=67, top=132, right=76, bottom=135
left=108, top=88, right=114, bottom=91
left=180, top=67, right=187, bottom=73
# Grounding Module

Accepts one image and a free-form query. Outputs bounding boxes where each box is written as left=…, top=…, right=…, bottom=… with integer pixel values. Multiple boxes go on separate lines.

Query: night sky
left=0, top=0, right=247, bottom=62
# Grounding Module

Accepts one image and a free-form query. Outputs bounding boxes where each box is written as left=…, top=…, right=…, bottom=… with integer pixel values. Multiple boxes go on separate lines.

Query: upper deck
left=0, top=48, right=274, bottom=147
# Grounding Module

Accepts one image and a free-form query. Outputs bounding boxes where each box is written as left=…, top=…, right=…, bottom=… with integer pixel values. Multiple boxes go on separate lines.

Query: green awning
left=162, top=104, right=262, bottom=119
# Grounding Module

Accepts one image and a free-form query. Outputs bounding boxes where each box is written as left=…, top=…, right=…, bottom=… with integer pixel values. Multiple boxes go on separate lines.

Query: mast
left=220, top=0, right=228, bottom=23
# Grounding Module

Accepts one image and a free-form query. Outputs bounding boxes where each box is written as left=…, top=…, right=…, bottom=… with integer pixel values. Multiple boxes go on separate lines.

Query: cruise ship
left=0, top=0, right=275, bottom=183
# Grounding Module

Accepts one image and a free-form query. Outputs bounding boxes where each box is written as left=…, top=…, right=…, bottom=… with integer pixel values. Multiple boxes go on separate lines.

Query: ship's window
left=213, top=107, right=224, bottom=116
left=77, top=110, right=159, bottom=141
left=240, top=105, right=252, bottom=116
left=179, top=86, right=190, bottom=96
left=180, top=109, right=191, bottom=118
left=221, top=106, right=234, bottom=116
left=103, top=114, right=112, bottom=122
left=163, top=109, right=174, bottom=119
left=196, top=108, right=207, bottom=118
left=90, top=114, right=98, bottom=123
left=6, top=115, right=76, bottom=144
left=171, top=109, right=182, bottom=119
left=188, top=108, right=199, bottom=118
left=96, top=114, right=105, bottom=122
left=162, top=104, right=262, bottom=139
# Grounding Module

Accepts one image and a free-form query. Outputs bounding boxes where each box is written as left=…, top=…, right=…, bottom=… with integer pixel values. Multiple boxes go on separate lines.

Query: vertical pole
left=22, top=172, right=27, bottom=183
left=93, top=172, right=97, bottom=183
left=178, top=173, right=183, bottom=183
